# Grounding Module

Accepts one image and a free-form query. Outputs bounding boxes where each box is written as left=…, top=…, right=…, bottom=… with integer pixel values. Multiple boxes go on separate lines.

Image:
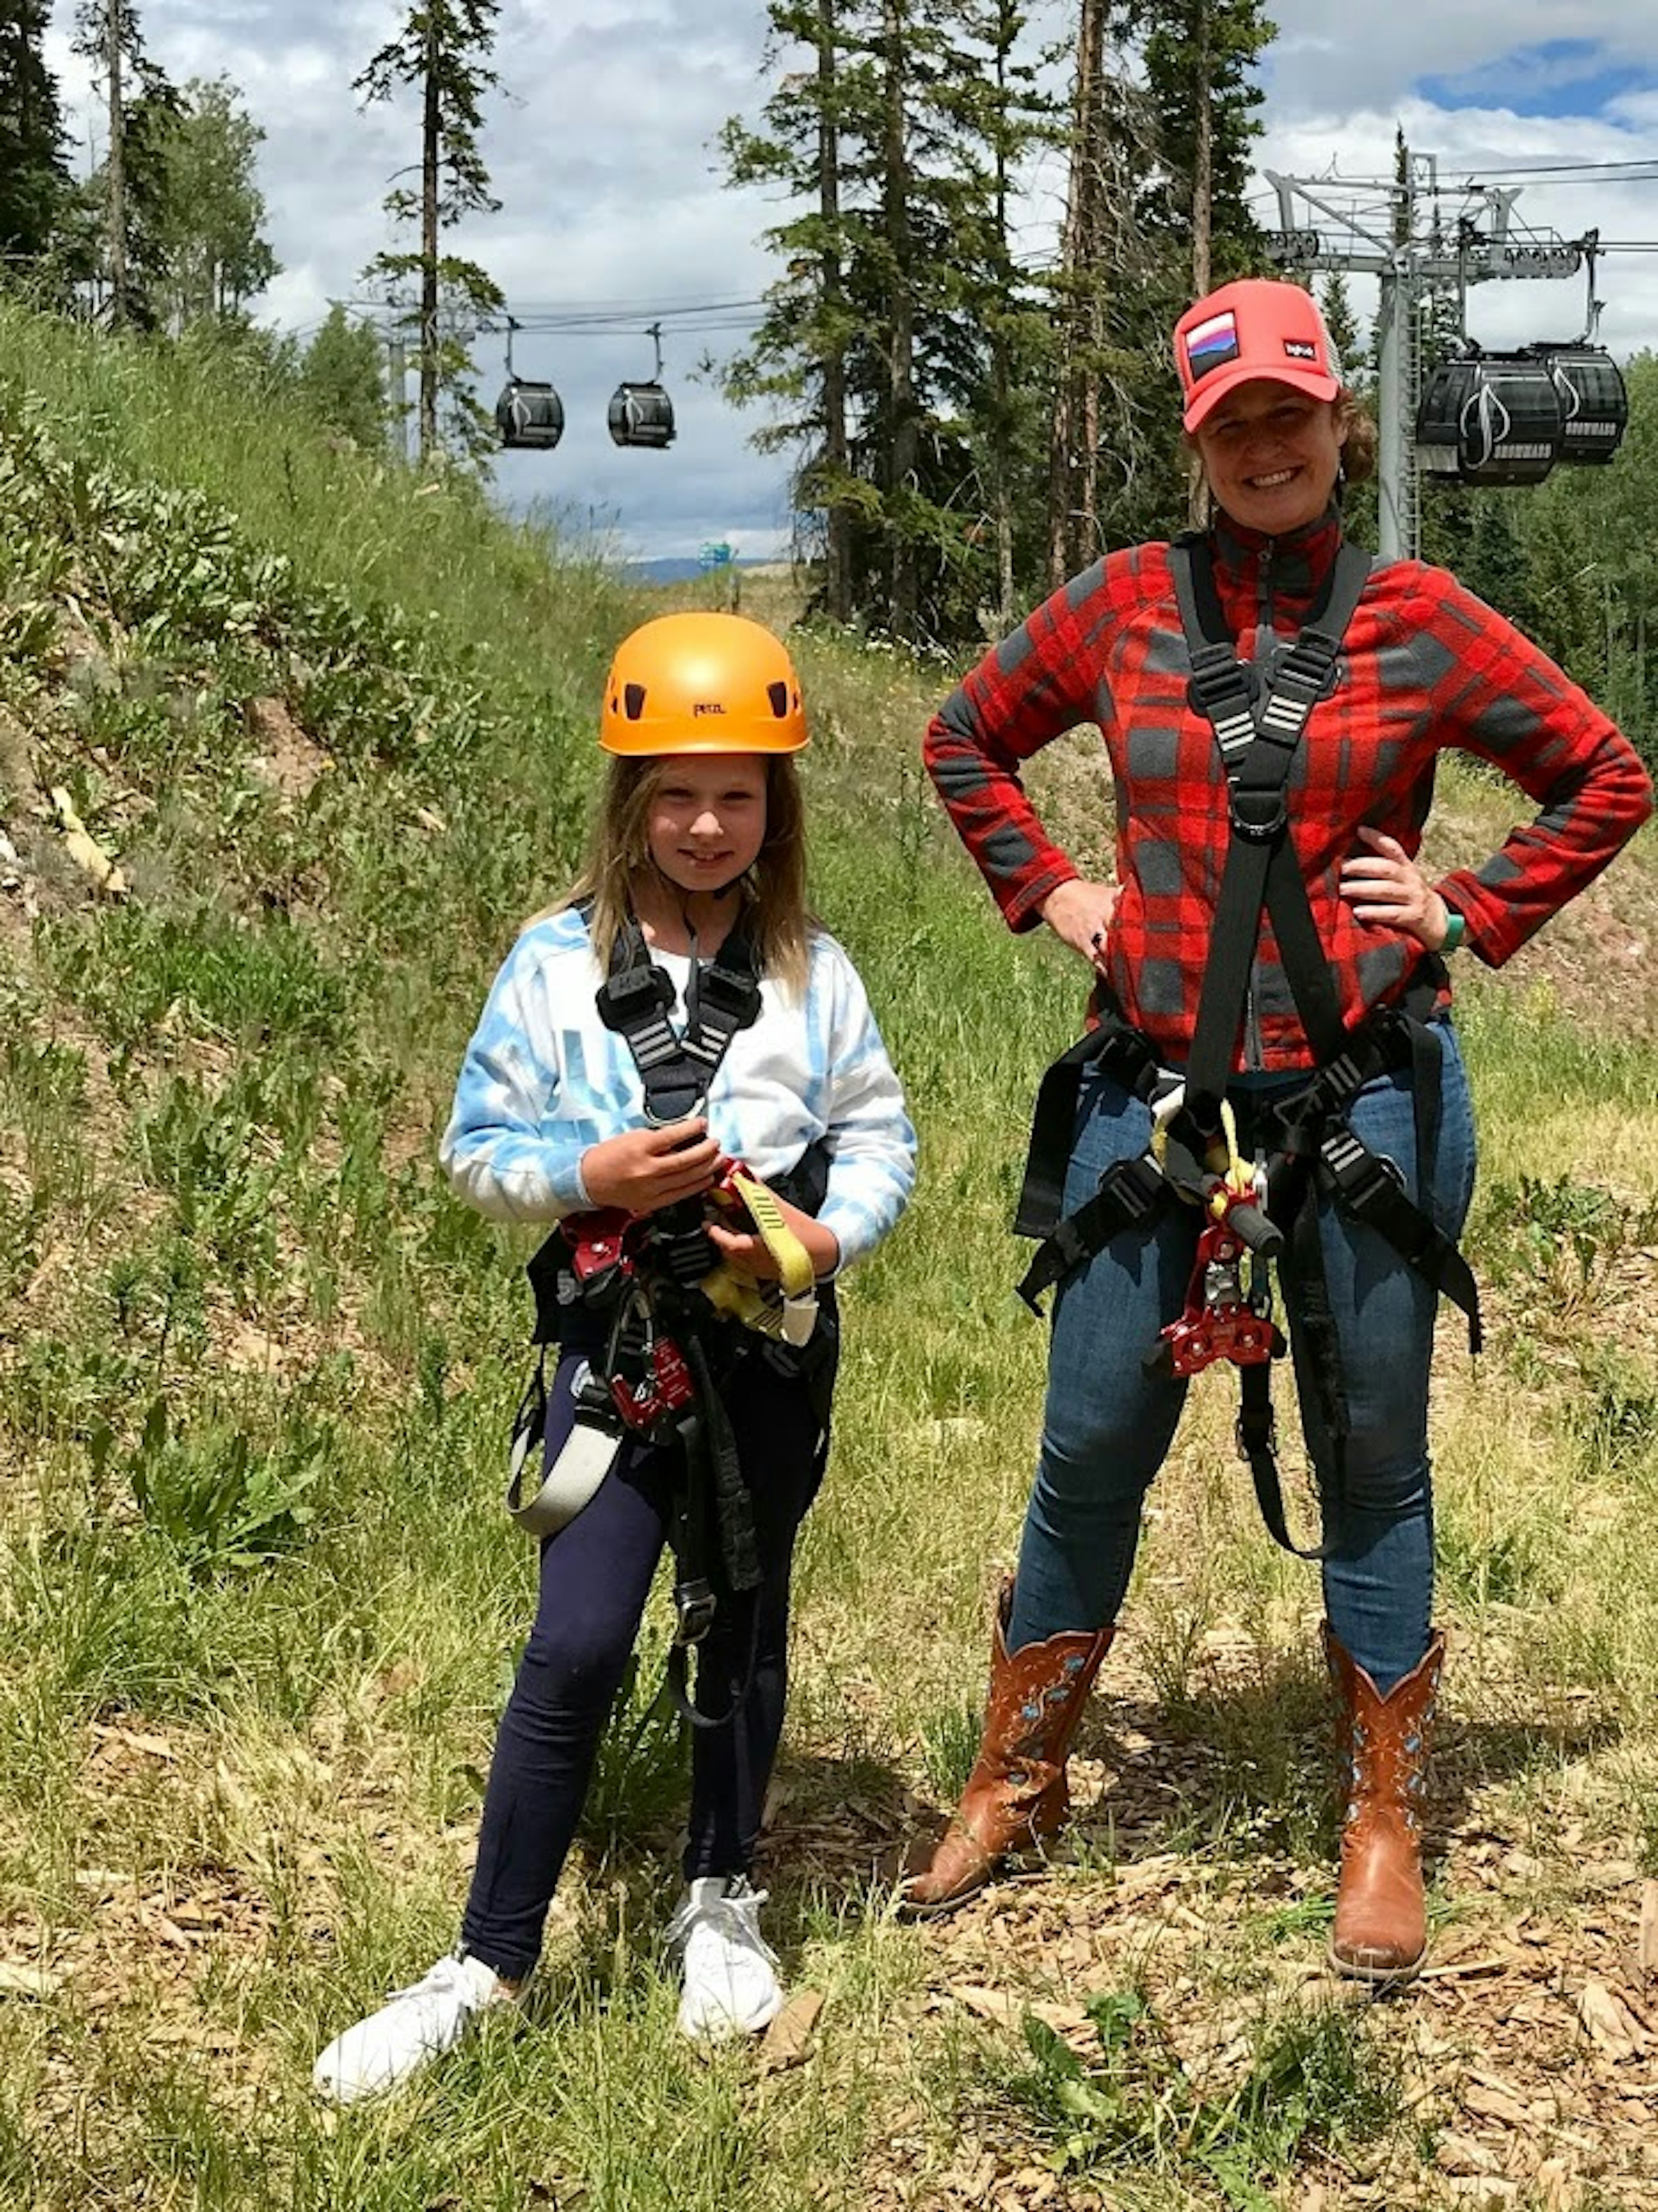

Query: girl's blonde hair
left=555, top=753, right=813, bottom=992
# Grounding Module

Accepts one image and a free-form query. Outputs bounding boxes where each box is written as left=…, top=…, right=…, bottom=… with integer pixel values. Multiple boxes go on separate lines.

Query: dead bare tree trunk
left=883, top=0, right=918, bottom=640
left=418, top=18, right=441, bottom=463
left=817, top=0, right=852, bottom=624
left=1186, top=0, right=1214, bottom=528
left=1047, top=0, right=1107, bottom=590
left=989, top=16, right=1017, bottom=631
left=104, top=5, right=128, bottom=325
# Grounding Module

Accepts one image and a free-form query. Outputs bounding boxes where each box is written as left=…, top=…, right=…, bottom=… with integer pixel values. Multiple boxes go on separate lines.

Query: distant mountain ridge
left=625, top=555, right=766, bottom=585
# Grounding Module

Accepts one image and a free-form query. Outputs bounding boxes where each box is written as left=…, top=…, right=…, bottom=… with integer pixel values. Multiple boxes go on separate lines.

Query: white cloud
left=44, top=0, right=1658, bottom=558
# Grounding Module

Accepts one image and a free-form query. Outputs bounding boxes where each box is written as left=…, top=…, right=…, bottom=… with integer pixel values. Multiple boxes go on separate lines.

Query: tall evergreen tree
left=1133, top=0, right=1271, bottom=288
left=356, top=1, right=503, bottom=463
left=948, top=0, right=1056, bottom=625
left=722, top=0, right=1052, bottom=640
left=0, top=1, right=73, bottom=277
left=719, top=1, right=867, bottom=622
left=1045, top=3, right=1186, bottom=575
left=1047, top=0, right=1274, bottom=559
left=74, top=0, right=175, bottom=327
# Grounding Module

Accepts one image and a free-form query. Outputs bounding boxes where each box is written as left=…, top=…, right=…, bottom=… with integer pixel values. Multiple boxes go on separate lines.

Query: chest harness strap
left=1014, top=535, right=1480, bottom=1556
left=596, top=910, right=764, bottom=1126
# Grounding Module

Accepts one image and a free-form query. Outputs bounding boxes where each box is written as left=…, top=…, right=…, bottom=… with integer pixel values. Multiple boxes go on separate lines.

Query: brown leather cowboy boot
left=900, top=1584, right=1114, bottom=1917
left=1325, top=1624, right=1445, bottom=1983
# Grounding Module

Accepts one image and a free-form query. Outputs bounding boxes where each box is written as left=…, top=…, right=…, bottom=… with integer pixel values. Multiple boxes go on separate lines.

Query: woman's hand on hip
left=579, top=1121, right=724, bottom=1214
left=1040, top=877, right=1120, bottom=975
left=1340, top=827, right=1452, bottom=950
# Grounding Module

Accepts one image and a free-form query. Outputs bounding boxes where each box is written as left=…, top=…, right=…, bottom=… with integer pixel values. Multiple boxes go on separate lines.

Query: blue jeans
left=1007, top=1023, right=1478, bottom=1692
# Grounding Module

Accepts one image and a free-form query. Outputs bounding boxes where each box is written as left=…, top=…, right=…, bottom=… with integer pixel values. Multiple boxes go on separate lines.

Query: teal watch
left=1440, top=906, right=1466, bottom=955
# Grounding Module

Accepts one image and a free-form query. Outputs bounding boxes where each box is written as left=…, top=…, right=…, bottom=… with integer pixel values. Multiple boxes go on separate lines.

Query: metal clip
left=673, top=1578, right=718, bottom=1646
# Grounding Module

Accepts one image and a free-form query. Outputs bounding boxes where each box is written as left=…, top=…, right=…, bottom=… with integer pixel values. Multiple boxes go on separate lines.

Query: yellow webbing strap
left=725, top=1170, right=815, bottom=1297
left=1152, top=1093, right=1253, bottom=1216
left=698, top=1170, right=818, bottom=1343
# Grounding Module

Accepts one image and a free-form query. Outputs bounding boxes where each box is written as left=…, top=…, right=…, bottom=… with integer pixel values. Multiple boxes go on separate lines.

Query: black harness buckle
left=673, top=1577, right=718, bottom=1647
left=1319, top=1127, right=1403, bottom=1213
left=598, top=963, right=676, bottom=1030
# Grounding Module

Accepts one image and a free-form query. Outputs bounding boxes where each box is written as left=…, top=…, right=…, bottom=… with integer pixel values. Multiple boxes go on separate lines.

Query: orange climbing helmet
left=600, top=611, right=808, bottom=755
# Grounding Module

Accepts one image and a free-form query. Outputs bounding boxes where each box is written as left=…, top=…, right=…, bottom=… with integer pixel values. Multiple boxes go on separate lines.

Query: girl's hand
left=706, top=1191, right=841, bottom=1282
left=579, top=1121, right=724, bottom=1214
left=1040, top=877, right=1121, bottom=976
left=1339, top=827, right=1452, bottom=950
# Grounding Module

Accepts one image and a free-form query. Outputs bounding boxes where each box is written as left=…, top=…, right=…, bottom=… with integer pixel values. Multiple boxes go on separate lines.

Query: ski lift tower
left=1260, top=155, right=1585, bottom=561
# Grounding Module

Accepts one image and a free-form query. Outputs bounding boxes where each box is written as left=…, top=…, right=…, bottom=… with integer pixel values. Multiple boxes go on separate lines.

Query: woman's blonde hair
left=555, top=753, right=813, bottom=992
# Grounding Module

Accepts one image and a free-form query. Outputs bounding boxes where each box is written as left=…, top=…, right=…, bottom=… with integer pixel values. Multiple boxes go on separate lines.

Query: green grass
left=0, top=297, right=1656, bottom=2208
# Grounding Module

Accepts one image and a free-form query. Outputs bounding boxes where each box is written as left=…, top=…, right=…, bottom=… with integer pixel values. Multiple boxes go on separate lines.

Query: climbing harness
left=1014, top=532, right=1482, bottom=1556
left=506, top=907, right=834, bottom=1725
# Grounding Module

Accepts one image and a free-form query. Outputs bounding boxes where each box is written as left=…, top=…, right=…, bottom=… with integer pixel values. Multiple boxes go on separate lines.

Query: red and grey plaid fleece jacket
left=925, top=510, right=1655, bottom=1072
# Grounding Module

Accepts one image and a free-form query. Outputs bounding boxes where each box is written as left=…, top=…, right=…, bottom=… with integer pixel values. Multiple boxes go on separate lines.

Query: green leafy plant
left=124, top=1396, right=328, bottom=1574
left=1478, top=1173, right=1658, bottom=1316
left=1014, top=1987, right=1403, bottom=2205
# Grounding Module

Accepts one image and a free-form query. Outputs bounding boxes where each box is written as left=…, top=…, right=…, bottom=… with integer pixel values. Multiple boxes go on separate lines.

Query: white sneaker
left=311, top=1952, right=521, bottom=2104
left=666, top=1876, right=784, bottom=2043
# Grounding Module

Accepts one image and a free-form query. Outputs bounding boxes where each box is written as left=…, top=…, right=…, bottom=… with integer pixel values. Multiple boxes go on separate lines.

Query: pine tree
left=722, top=0, right=1054, bottom=640
left=719, top=1, right=866, bottom=621
left=946, top=0, right=1056, bottom=626
left=1044, top=0, right=1275, bottom=561
left=300, top=304, right=387, bottom=448
left=1134, top=0, right=1271, bottom=288
left=1044, top=6, right=1175, bottom=577
left=73, top=0, right=176, bottom=327
left=356, top=1, right=503, bottom=463
left=0, top=1, right=73, bottom=278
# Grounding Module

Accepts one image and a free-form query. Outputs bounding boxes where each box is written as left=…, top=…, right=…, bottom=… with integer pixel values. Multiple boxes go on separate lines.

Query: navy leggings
left=460, top=1341, right=825, bottom=1981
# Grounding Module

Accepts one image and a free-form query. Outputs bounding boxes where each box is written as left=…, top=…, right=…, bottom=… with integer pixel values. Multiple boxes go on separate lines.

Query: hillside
left=1, top=301, right=1656, bottom=2212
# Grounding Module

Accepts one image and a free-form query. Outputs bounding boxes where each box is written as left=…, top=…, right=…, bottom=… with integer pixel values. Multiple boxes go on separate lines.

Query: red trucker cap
left=1174, top=278, right=1343, bottom=432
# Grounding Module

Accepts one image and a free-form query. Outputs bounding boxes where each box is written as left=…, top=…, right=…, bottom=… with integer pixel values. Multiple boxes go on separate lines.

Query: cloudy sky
left=44, top=0, right=1658, bottom=561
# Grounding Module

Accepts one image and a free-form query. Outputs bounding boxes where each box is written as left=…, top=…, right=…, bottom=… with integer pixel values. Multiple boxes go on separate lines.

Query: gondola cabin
left=607, top=380, right=676, bottom=450
left=496, top=378, right=565, bottom=453
left=1529, top=344, right=1629, bottom=466
left=1415, top=354, right=1564, bottom=487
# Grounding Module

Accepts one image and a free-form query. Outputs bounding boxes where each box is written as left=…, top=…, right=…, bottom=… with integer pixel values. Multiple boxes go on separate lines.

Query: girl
left=314, top=612, right=914, bottom=2099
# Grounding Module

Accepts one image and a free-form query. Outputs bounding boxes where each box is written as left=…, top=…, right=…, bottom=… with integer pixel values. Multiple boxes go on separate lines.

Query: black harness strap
left=596, top=911, right=764, bottom=1126
left=1013, top=1006, right=1171, bottom=1311
left=1174, top=533, right=1372, bottom=1107
left=663, top=1323, right=764, bottom=1730
left=520, top=907, right=782, bottom=1730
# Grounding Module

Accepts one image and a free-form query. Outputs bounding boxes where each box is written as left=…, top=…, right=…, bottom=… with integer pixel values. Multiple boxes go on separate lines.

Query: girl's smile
left=646, top=754, right=769, bottom=897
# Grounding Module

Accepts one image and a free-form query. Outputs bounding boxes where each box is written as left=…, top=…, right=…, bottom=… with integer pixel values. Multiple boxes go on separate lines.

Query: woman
left=908, top=278, right=1652, bottom=1981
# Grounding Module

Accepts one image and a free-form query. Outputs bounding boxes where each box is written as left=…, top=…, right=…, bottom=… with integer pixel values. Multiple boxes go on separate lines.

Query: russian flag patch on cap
left=1184, top=310, right=1240, bottom=380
